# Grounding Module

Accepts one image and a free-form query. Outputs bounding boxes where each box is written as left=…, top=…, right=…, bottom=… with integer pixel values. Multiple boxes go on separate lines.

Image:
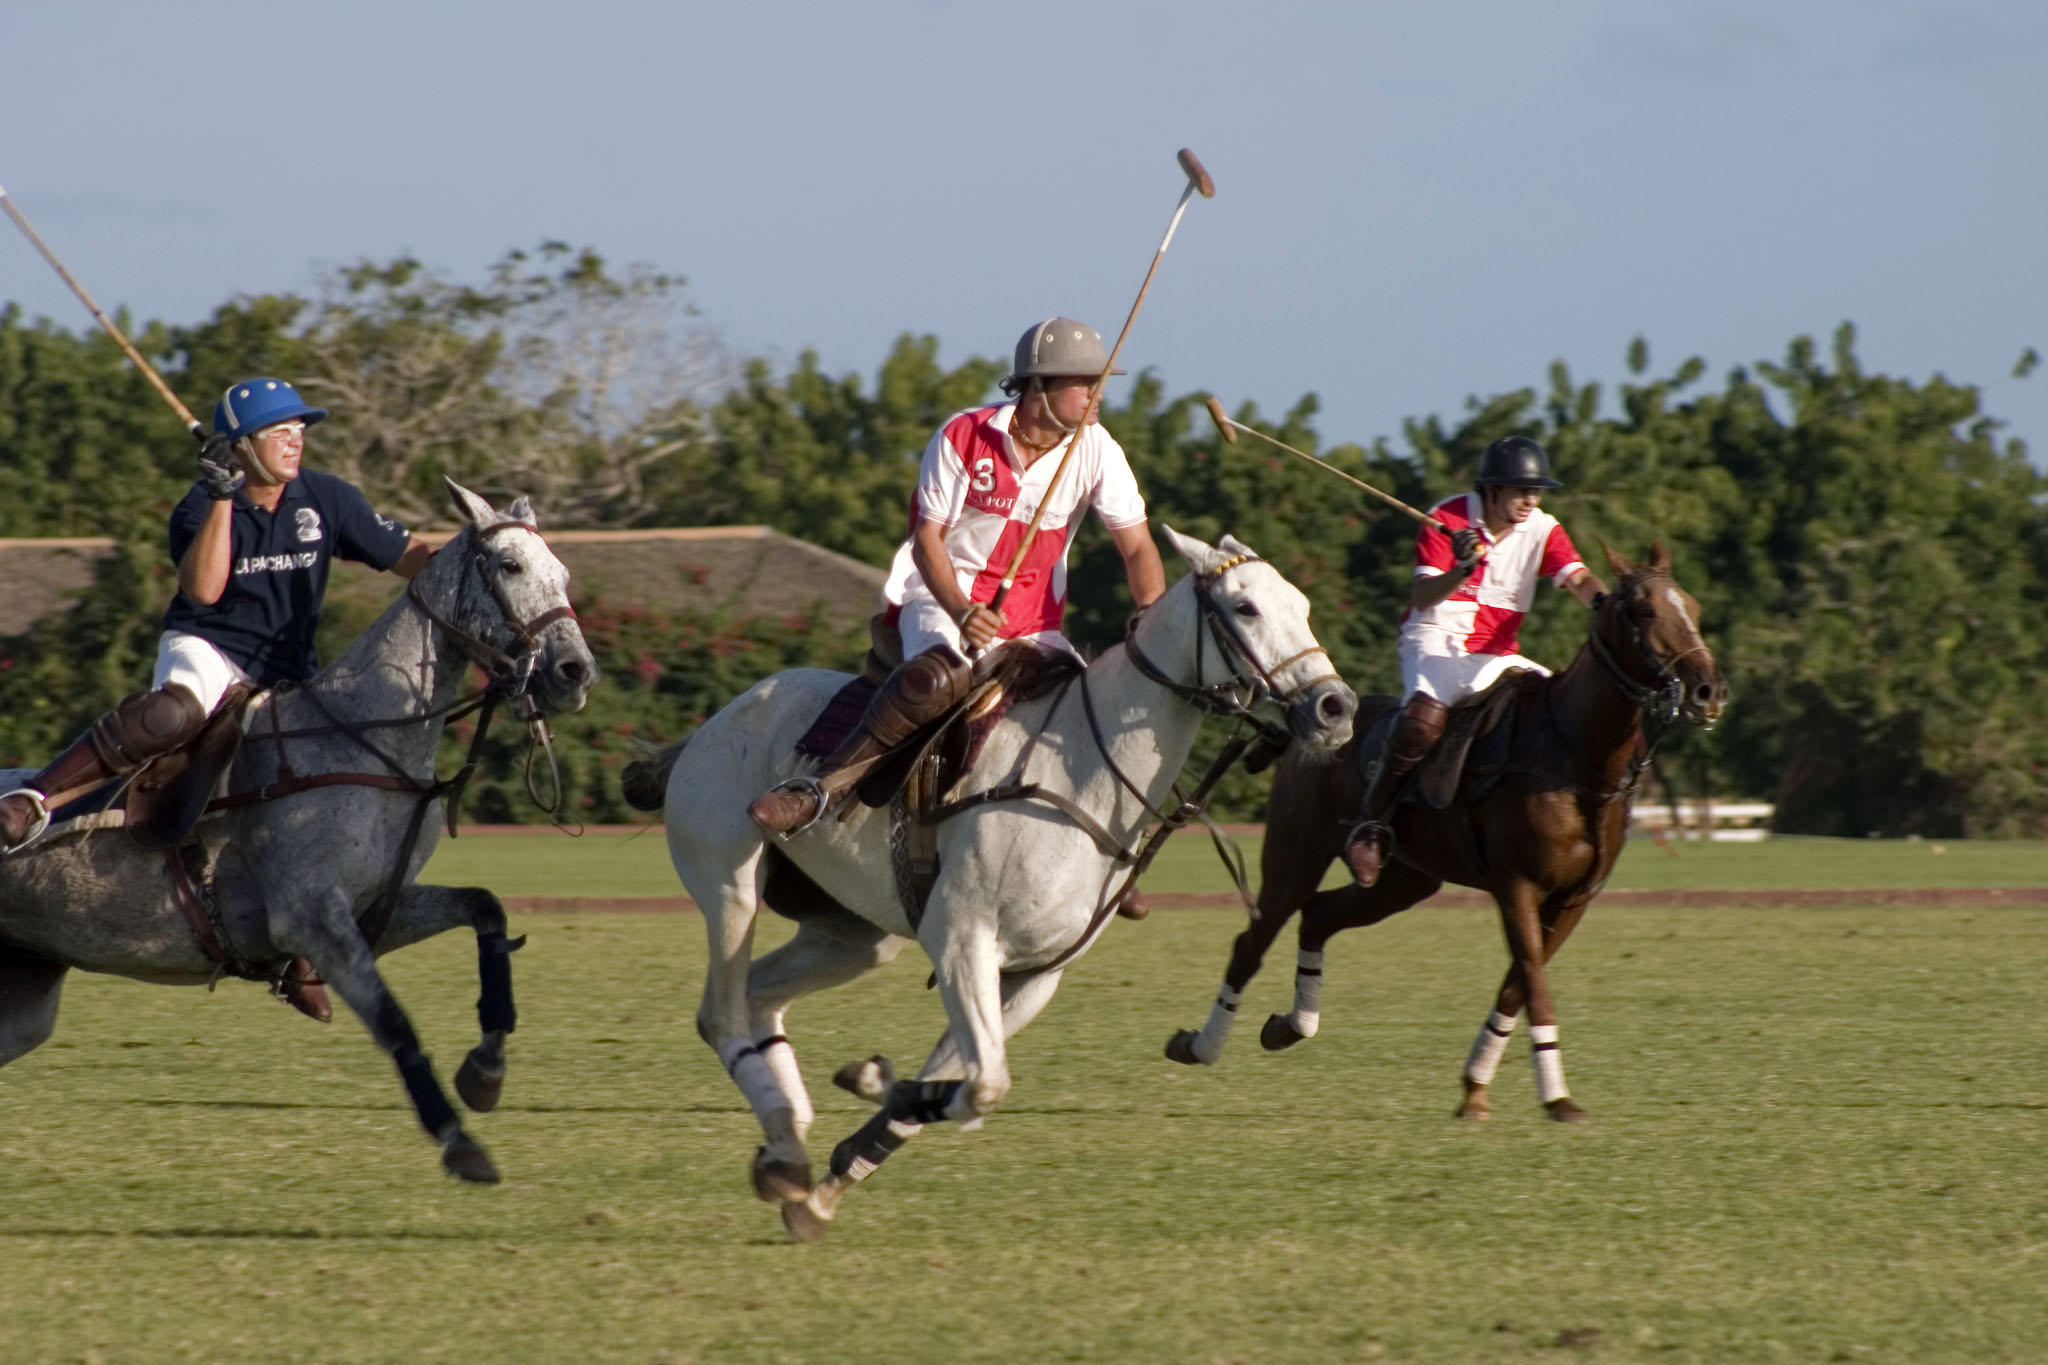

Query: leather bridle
left=405, top=519, right=578, bottom=703
left=1586, top=569, right=1715, bottom=730
left=1124, top=553, right=1342, bottom=728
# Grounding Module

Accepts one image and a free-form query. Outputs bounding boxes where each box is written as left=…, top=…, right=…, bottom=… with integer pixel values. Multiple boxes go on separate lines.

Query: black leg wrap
left=476, top=930, right=518, bottom=1035
left=395, top=1044, right=458, bottom=1138
left=885, top=1078, right=963, bottom=1126
left=829, top=1107, right=909, bottom=1180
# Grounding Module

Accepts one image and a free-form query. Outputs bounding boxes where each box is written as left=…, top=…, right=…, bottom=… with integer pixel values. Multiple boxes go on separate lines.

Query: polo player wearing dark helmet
left=746, top=316, right=1166, bottom=838
left=0, top=378, right=430, bottom=889
left=1342, top=435, right=1606, bottom=887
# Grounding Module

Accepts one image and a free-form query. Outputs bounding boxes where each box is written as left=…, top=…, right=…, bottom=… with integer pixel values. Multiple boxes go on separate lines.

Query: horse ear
left=443, top=478, right=496, bottom=528
left=1646, top=541, right=1671, bottom=571
left=1158, top=524, right=1217, bottom=572
left=1217, top=532, right=1260, bottom=560
left=508, top=495, right=538, bottom=528
left=1601, top=540, right=1633, bottom=578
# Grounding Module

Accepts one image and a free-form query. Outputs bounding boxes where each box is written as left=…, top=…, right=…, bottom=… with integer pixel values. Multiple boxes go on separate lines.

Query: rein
left=203, top=518, right=579, bottom=952
left=934, top=554, right=1328, bottom=978
left=1542, top=571, right=1700, bottom=803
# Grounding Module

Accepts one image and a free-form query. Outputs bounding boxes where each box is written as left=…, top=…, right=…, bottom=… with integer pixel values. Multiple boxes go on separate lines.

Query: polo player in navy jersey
left=0, top=379, right=429, bottom=1008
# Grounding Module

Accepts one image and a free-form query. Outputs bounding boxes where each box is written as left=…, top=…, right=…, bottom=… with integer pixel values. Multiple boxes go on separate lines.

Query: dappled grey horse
left=0, top=481, right=596, bottom=1183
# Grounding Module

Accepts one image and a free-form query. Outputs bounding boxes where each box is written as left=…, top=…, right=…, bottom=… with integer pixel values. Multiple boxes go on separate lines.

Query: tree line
left=1, top=245, right=2042, bottom=835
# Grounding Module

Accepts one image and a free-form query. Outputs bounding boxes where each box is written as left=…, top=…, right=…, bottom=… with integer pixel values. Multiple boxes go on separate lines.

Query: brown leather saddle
left=1355, top=669, right=1546, bottom=811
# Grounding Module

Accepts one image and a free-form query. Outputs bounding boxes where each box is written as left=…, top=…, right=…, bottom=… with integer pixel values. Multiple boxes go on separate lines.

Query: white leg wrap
left=1191, top=984, right=1242, bottom=1063
left=1529, top=1022, right=1570, bottom=1103
left=1288, top=950, right=1325, bottom=1037
left=720, top=1039, right=789, bottom=1119
left=1463, top=1010, right=1518, bottom=1086
left=756, top=1033, right=812, bottom=1131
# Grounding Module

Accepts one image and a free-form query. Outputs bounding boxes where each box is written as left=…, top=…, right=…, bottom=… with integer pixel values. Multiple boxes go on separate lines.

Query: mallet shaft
left=0, top=185, right=203, bottom=436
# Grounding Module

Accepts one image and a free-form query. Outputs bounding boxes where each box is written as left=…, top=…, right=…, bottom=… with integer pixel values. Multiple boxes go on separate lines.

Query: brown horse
left=1165, top=543, right=1726, bottom=1120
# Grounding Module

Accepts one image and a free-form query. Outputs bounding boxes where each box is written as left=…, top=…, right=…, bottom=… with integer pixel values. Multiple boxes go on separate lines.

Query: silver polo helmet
left=1006, top=316, right=1124, bottom=387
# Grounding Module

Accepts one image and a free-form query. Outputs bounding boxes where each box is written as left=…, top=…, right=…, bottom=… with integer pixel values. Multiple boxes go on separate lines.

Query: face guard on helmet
left=1474, top=435, right=1563, bottom=490
left=213, top=378, right=329, bottom=442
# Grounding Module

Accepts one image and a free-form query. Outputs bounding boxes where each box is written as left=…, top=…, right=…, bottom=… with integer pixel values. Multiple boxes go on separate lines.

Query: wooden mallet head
left=1205, top=394, right=1237, bottom=444
left=1177, top=149, right=1216, bottom=199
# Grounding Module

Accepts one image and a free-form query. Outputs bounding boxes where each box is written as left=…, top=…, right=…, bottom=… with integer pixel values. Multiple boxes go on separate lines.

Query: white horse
left=0, top=481, right=596, bottom=1183
left=622, top=528, right=1356, bottom=1239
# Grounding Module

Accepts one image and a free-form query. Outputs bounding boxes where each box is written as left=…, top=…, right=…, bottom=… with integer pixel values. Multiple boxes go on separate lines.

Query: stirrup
left=0, top=788, right=53, bottom=856
left=1343, top=817, right=1393, bottom=876
left=758, top=776, right=828, bottom=838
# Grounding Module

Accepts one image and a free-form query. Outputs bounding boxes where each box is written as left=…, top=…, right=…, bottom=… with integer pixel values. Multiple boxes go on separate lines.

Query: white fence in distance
left=1630, top=799, right=1775, bottom=842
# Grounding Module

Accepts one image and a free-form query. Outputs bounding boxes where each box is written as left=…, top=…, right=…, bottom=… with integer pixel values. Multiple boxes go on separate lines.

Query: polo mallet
left=1205, top=394, right=1486, bottom=560
left=984, top=149, right=1216, bottom=622
left=1, top=182, right=205, bottom=440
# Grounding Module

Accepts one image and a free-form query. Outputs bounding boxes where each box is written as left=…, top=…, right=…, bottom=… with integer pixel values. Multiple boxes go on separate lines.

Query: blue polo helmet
left=213, top=378, right=328, bottom=441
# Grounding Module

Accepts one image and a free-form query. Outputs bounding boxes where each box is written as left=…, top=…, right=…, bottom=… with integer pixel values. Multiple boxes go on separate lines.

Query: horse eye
left=499, top=558, right=523, bottom=575
left=1234, top=602, right=1260, bottom=619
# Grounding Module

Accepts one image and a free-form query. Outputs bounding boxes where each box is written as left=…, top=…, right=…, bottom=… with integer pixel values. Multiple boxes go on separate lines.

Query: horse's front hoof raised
left=1164, top=1029, right=1210, bottom=1066
left=454, top=1050, right=505, bottom=1113
left=1260, top=1014, right=1308, bottom=1051
left=751, top=1145, right=813, bottom=1203
left=1545, top=1098, right=1590, bottom=1124
left=442, top=1131, right=501, bottom=1184
left=832, top=1055, right=894, bottom=1104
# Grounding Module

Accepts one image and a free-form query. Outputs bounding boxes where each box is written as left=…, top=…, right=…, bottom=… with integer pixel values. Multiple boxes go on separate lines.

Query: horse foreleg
left=1490, top=881, right=1587, bottom=1123
left=374, top=884, right=522, bottom=1114
left=279, top=888, right=499, bottom=1182
left=784, top=968, right=1062, bottom=1244
left=0, top=951, right=66, bottom=1069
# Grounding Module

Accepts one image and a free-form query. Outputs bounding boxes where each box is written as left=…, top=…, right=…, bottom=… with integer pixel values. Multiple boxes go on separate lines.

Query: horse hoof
left=1164, top=1030, right=1210, bottom=1066
left=454, top=1052, right=505, bottom=1113
left=832, top=1055, right=894, bottom=1104
left=1546, top=1098, right=1590, bottom=1124
left=1456, top=1081, right=1492, bottom=1121
left=1259, top=1014, right=1307, bottom=1052
left=751, top=1146, right=813, bottom=1203
left=442, top=1132, right=501, bottom=1184
left=782, top=1197, right=832, bottom=1243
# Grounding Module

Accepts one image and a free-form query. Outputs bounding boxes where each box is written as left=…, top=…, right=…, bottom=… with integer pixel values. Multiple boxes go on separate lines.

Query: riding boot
left=748, top=647, right=972, bottom=836
left=276, top=958, right=333, bottom=1023
left=0, top=685, right=208, bottom=854
left=1343, top=694, right=1449, bottom=888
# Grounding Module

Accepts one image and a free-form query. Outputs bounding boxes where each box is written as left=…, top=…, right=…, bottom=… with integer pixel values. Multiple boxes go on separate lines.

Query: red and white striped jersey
left=1401, top=492, right=1585, bottom=657
left=882, top=403, right=1147, bottom=638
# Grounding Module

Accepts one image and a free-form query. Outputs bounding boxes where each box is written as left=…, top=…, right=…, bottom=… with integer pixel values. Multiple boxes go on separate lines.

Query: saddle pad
left=1355, top=669, right=1546, bottom=811
left=795, top=676, right=877, bottom=759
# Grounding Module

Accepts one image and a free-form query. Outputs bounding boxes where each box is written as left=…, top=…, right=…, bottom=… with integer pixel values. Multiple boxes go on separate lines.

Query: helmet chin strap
left=1032, top=378, right=1079, bottom=435
left=236, top=438, right=290, bottom=488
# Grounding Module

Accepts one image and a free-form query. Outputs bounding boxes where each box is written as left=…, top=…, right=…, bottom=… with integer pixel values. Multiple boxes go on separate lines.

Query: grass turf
left=1, top=901, right=2043, bottom=1361
left=420, top=826, right=2048, bottom=900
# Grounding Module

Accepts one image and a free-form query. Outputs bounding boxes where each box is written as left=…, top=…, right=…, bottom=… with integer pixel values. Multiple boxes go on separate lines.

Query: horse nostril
left=557, top=659, right=588, bottom=684
left=1320, top=694, right=1346, bottom=719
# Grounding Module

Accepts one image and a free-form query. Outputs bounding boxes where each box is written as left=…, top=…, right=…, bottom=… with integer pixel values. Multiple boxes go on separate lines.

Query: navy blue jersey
left=161, top=471, right=412, bottom=685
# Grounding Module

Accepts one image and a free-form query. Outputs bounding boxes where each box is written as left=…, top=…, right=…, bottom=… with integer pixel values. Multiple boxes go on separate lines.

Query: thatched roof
left=0, top=527, right=888, bottom=638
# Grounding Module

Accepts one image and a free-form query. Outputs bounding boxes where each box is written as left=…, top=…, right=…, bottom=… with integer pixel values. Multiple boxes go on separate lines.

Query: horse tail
left=619, top=739, right=688, bottom=812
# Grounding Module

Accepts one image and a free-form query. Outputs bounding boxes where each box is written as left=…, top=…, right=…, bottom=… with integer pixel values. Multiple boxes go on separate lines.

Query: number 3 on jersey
left=971, top=456, right=996, bottom=493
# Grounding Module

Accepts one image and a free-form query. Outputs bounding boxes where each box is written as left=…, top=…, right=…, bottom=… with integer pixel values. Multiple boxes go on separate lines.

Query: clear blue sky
left=3, top=0, right=2042, bottom=466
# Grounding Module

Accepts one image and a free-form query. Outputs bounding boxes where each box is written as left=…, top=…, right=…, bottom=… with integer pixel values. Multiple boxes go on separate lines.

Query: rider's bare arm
left=391, top=537, right=433, bottom=579
left=176, top=499, right=236, bottom=605
left=911, top=515, right=1003, bottom=648
left=1564, top=567, right=1605, bottom=605
left=1409, top=564, right=1471, bottom=613
left=1111, top=520, right=1166, bottom=609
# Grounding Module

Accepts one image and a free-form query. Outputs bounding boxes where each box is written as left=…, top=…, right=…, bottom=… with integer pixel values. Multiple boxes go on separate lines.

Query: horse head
left=417, top=479, right=599, bottom=715
left=1147, top=527, right=1357, bottom=753
left=1598, top=542, right=1727, bottom=728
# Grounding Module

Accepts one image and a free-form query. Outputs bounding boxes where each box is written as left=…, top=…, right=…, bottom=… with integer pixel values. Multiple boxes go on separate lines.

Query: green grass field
left=421, top=826, right=2048, bottom=900
left=2, top=895, right=2043, bottom=1361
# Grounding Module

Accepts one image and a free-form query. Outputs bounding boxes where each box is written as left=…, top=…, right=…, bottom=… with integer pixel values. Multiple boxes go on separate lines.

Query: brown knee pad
left=1386, top=695, right=1449, bottom=772
left=864, top=647, right=971, bottom=748
left=90, top=684, right=208, bottom=773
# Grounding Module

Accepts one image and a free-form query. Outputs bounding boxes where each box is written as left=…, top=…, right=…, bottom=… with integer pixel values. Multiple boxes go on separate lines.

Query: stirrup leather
left=0, top=788, right=52, bottom=856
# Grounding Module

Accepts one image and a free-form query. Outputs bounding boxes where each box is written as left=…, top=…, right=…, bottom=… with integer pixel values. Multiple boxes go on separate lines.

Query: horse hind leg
left=1260, top=861, right=1439, bottom=1053
left=0, top=952, right=66, bottom=1069
left=374, top=884, right=523, bottom=1114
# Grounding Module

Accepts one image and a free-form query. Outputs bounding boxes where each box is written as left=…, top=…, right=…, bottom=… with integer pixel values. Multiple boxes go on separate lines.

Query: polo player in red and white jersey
left=1343, top=435, right=1607, bottom=887
left=747, top=316, right=1166, bottom=837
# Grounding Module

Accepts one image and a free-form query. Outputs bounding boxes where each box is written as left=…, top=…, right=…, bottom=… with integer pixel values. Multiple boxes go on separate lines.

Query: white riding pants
left=1398, top=634, right=1550, bottom=706
left=152, top=631, right=255, bottom=716
left=896, top=593, right=1078, bottom=664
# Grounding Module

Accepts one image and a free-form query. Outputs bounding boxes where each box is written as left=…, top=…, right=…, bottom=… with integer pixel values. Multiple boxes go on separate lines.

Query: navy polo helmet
left=1474, top=435, right=1563, bottom=490
left=213, top=378, right=328, bottom=441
